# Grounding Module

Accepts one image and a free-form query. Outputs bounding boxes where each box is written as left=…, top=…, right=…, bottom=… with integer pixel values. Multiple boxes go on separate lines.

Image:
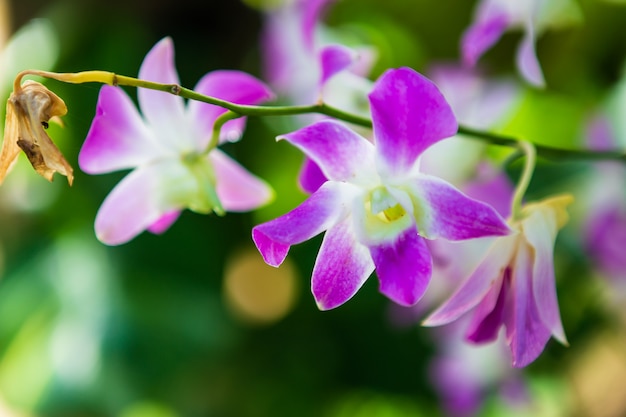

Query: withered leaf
left=0, top=80, right=74, bottom=185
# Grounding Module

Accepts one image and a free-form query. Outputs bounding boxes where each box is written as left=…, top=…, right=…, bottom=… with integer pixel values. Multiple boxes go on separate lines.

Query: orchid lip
left=369, top=186, right=407, bottom=222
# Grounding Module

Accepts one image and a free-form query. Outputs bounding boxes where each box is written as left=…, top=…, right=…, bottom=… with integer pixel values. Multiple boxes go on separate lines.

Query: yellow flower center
left=369, top=186, right=407, bottom=223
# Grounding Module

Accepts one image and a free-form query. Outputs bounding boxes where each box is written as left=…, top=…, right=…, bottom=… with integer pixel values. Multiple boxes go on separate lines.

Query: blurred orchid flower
left=421, top=65, right=520, bottom=185
left=79, top=37, right=274, bottom=245
left=579, top=114, right=626, bottom=288
left=253, top=67, right=510, bottom=310
left=461, top=0, right=581, bottom=87
left=429, top=320, right=527, bottom=417
left=262, top=0, right=374, bottom=107
left=262, top=0, right=376, bottom=193
left=425, top=195, right=572, bottom=367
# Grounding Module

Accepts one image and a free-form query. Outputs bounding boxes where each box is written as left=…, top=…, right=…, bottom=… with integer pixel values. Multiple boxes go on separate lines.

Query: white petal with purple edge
left=279, top=120, right=378, bottom=186
left=369, top=67, right=458, bottom=177
left=137, top=37, right=190, bottom=151
left=407, top=175, right=511, bottom=241
left=252, top=181, right=358, bottom=267
left=423, top=234, right=517, bottom=326
left=94, top=160, right=196, bottom=245
left=188, top=70, right=274, bottom=148
left=369, top=227, right=432, bottom=306
left=209, top=149, right=273, bottom=212
left=312, top=216, right=374, bottom=310
left=79, top=86, right=166, bottom=174
left=522, top=207, right=567, bottom=344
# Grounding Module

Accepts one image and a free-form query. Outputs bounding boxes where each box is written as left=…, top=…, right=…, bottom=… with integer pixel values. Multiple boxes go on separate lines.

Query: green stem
left=208, top=111, right=242, bottom=152
left=458, top=126, right=626, bottom=163
left=15, top=69, right=626, bottom=163
left=511, top=141, right=536, bottom=221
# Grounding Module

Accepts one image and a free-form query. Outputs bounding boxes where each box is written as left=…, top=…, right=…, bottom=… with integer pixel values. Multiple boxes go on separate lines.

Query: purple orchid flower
left=462, top=0, right=581, bottom=87
left=252, top=67, right=510, bottom=310
left=78, top=38, right=274, bottom=245
left=424, top=195, right=573, bottom=367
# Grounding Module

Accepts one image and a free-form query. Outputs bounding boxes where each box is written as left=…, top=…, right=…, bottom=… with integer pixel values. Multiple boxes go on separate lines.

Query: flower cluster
left=2, top=0, right=599, bottom=380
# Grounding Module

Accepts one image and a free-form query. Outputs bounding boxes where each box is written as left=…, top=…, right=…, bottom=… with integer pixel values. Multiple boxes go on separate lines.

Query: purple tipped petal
left=298, top=157, right=328, bottom=194
left=319, top=44, right=357, bottom=87
left=137, top=38, right=187, bottom=146
left=506, top=241, right=552, bottom=368
left=461, top=13, right=509, bottom=67
left=523, top=208, right=567, bottom=344
left=370, top=228, right=432, bottom=306
left=252, top=181, right=354, bottom=267
left=466, top=272, right=508, bottom=343
left=79, top=86, right=163, bottom=174
left=147, top=211, right=181, bottom=234
left=369, top=68, right=458, bottom=176
left=312, top=216, right=374, bottom=310
left=188, top=70, right=274, bottom=147
left=210, top=149, right=273, bottom=212
left=516, top=27, right=545, bottom=87
left=410, top=175, right=511, bottom=241
left=279, top=120, right=377, bottom=185
left=423, top=236, right=516, bottom=326
left=94, top=160, right=192, bottom=245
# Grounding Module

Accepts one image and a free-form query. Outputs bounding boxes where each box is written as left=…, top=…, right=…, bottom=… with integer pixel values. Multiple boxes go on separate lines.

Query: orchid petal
left=278, top=120, right=377, bottom=186
left=252, top=181, right=357, bottom=267
left=210, top=149, right=273, bottom=212
left=301, top=0, right=335, bottom=50
left=79, top=85, right=164, bottom=174
left=516, top=25, right=545, bottom=87
left=461, top=13, right=509, bottom=67
left=506, top=241, right=552, bottom=368
left=137, top=37, right=188, bottom=150
left=369, top=67, right=458, bottom=176
left=261, top=4, right=317, bottom=102
left=312, top=216, right=374, bottom=310
left=147, top=211, right=181, bottom=234
left=423, top=235, right=517, bottom=326
left=319, top=44, right=357, bottom=87
left=370, top=228, right=432, bottom=306
left=523, top=198, right=571, bottom=345
left=408, top=175, right=511, bottom=241
left=298, top=157, right=328, bottom=194
left=94, top=160, right=195, bottom=245
left=466, top=272, right=507, bottom=343
left=188, top=70, right=274, bottom=148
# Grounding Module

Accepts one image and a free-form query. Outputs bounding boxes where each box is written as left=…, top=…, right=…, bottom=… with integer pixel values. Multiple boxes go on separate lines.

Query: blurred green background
left=0, top=0, right=626, bottom=416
